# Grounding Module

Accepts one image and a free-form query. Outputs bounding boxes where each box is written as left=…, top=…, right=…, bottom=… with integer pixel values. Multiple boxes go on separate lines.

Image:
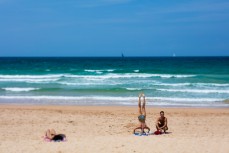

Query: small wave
left=154, top=83, right=229, bottom=88
left=0, top=74, right=62, bottom=79
left=59, top=82, right=102, bottom=86
left=153, top=74, right=196, bottom=78
left=134, top=70, right=139, bottom=72
left=194, top=83, right=229, bottom=87
left=65, top=73, right=196, bottom=79
left=157, top=89, right=229, bottom=94
left=152, top=97, right=224, bottom=102
left=126, top=88, right=142, bottom=91
left=0, top=96, right=227, bottom=107
left=59, top=82, right=121, bottom=86
left=0, top=96, right=133, bottom=100
left=154, top=83, right=191, bottom=86
left=0, top=73, right=196, bottom=80
left=0, top=78, right=59, bottom=83
left=84, top=70, right=103, bottom=74
left=59, top=82, right=91, bottom=86
left=155, top=83, right=229, bottom=87
left=84, top=69, right=115, bottom=73
left=84, top=70, right=97, bottom=72
left=0, top=74, right=61, bottom=83
left=84, top=70, right=103, bottom=73
left=2, top=88, right=40, bottom=92
left=0, top=96, right=224, bottom=103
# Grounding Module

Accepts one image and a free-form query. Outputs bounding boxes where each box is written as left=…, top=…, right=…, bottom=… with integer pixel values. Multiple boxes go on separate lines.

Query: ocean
left=0, top=57, right=229, bottom=107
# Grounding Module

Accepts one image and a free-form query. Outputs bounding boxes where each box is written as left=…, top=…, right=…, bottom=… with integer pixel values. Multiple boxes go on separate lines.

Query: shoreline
left=0, top=102, right=229, bottom=109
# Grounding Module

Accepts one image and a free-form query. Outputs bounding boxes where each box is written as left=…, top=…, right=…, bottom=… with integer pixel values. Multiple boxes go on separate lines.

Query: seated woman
left=133, top=93, right=150, bottom=134
left=45, top=129, right=66, bottom=142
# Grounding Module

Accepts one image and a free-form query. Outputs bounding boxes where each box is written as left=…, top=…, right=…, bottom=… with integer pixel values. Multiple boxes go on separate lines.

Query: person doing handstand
left=133, top=93, right=150, bottom=134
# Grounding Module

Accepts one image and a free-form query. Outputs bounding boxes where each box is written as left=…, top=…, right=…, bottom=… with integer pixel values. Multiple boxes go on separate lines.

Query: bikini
left=138, top=114, right=145, bottom=122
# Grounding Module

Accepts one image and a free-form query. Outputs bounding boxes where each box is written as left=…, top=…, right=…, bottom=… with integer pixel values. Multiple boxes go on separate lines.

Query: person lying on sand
left=156, top=111, right=168, bottom=133
left=133, top=93, right=150, bottom=134
left=45, top=129, right=66, bottom=142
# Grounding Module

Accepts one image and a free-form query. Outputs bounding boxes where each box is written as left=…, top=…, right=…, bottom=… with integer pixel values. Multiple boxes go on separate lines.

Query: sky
left=0, top=0, right=228, bottom=56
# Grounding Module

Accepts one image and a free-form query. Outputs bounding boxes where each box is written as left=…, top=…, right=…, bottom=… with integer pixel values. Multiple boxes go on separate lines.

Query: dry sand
left=0, top=105, right=229, bottom=153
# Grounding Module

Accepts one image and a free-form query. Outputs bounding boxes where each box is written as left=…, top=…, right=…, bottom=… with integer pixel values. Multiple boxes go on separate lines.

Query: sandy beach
left=0, top=105, right=229, bottom=153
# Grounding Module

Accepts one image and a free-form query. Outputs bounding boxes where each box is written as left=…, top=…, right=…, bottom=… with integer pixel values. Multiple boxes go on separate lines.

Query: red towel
left=154, top=130, right=162, bottom=135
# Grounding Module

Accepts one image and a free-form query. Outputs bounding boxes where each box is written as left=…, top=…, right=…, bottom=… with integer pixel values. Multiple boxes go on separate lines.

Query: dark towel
left=52, top=134, right=66, bottom=141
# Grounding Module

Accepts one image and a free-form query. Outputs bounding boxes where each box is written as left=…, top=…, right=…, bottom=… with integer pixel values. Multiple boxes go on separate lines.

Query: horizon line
left=0, top=55, right=229, bottom=58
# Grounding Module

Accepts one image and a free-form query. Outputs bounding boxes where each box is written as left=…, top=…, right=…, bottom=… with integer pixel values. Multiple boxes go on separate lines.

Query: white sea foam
left=0, top=74, right=62, bottom=83
left=84, top=70, right=95, bottom=72
left=1, top=96, right=227, bottom=107
left=157, top=89, right=229, bottom=94
left=0, top=96, right=135, bottom=101
left=2, top=88, right=40, bottom=92
left=84, top=70, right=103, bottom=73
left=152, top=97, right=224, bottom=102
left=0, top=73, right=196, bottom=81
left=134, top=70, right=139, bottom=72
left=194, top=83, right=229, bottom=87
left=59, top=82, right=121, bottom=86
left=153, top=74, right=196, bottom=78
left=65, top=73, right=196, bottom=79
left=126, top=88, right=142, bottom=91
left=84, top=69, right=115, bottom=73
left=153, top=83, right=191, bottom=86
left=0, top=78, right=59, bottom=83
left=153, top=82, right=229, bottom=87
left=59, top=82, right=103, bottom=86
left=59, top=82, right=92, bottom=86
left=0, top=74, right=62, bottom=79
left=0, top=96, right=224, bottom=102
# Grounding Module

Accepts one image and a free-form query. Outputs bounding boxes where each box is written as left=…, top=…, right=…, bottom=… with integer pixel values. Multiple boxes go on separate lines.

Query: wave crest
left=157, top=89, right=229, bottom=94
left=2, top=88, right=40, bottom=92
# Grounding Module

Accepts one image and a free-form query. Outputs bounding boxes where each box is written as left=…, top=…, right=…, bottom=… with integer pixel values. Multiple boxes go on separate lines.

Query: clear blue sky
left=0, top=0, right=228, bottom=56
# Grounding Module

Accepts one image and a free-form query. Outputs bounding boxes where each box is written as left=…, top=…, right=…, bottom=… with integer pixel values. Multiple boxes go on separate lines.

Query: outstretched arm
left=133, top=126, right=142, bottom=134
left=144, top=126, right=150, bottom=133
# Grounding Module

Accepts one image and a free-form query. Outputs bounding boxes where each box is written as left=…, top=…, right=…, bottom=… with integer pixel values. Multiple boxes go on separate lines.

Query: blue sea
left=0, top=57, right=229, bottom=107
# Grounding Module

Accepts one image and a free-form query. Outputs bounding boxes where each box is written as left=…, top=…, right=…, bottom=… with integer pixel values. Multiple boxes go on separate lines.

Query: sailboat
left=121, top=53, right=125, bottom=58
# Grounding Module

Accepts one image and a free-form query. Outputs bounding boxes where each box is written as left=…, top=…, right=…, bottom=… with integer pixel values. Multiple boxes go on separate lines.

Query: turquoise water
left=0, top=57, right=229, bottom=107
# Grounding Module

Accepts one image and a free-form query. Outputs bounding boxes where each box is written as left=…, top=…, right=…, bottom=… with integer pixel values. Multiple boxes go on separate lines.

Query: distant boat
left=121, top=53, right=125, bottom=58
